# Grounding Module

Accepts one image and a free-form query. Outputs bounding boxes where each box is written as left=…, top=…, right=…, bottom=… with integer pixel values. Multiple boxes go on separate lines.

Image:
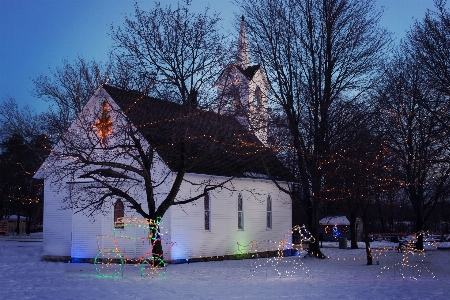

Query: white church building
left=35, top=18, right=293, bottom=263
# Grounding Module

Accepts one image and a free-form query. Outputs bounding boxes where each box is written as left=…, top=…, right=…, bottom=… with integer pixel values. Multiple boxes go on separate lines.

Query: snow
left=319, top=215, right=350, bottom=225
left=1, top=233, right=450, bottom=299
left=2, top=215, right=26, bottom=221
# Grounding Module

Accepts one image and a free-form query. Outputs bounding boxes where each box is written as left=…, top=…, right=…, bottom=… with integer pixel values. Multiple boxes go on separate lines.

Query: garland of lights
left=94, top=217, right=166, bottom=278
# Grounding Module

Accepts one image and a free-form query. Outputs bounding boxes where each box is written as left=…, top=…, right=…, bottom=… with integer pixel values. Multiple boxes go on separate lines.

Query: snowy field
left=1, top=234, right=449, bottom=300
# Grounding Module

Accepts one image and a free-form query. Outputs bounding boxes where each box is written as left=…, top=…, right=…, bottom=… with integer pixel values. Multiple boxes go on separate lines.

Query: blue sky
left=0, top=0, right=445, bottom=113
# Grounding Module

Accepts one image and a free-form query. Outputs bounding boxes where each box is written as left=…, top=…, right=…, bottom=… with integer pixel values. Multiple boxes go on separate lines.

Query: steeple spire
left=237, top=15, right=250, bottom=69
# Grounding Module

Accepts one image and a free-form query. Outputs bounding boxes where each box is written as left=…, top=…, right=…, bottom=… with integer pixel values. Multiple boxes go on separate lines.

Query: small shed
left=319, top=216, right=363, bottom=242
left=0, top=215, right=26, bottom=235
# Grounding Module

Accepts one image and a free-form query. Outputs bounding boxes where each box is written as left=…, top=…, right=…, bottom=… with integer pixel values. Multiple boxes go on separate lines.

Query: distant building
left=0, top=215, right=26, bottom=235
left=319, top=216, right=363, bottom=242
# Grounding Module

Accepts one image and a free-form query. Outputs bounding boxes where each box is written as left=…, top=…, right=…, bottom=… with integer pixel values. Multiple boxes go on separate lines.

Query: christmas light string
left=376, top=231, right=437, bottom=280
left=93, top=219, right=440, bottom=280
left=39, top=93, right=447, bottom=196
left=94, top=217, right=166, bottom=278
left=236, top=225, right=315, bottom=279
left=94, top=100, right=113, bottom=145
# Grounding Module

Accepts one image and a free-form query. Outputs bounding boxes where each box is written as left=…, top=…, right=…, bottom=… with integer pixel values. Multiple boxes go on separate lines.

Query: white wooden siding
left=168, top=174, right=291, bottom=261
left=42, top=181, right=72, bottom=257
left=71, top=210, right=101, bottom=259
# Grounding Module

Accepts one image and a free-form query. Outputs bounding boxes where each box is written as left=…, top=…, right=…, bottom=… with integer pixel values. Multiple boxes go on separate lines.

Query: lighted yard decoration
left=376, top=231, right=437, bottom=280
left=242, top=225, right=314, bottom=278
left=94, top=100, right=113, bottom=145
left=94, top=217, right=166, bottom=278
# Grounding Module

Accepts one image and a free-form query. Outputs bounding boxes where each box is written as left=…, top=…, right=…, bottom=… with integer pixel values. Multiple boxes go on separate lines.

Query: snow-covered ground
left=1, top=233, right=449, bottom=299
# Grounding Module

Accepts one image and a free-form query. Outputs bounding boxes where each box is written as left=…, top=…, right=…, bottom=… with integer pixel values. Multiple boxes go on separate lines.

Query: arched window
left=238, top=193, right=244, bottom=230
left=114, top=200, right=124, bottom=229
left=204, top=192, right=211, bottom=231
left=266, top=195, right=272, bottom=229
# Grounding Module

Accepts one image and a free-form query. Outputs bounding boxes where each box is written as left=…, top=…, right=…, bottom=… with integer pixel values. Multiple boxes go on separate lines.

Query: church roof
left=236, top=64, right=261, bottom=80
left=218, top=63, right=261, bottom=81
left=103, top=85, right=292, bottom=181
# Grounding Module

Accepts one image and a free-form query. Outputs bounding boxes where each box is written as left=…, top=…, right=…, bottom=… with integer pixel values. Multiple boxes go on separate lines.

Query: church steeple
left=216, top=15, right=270, bottom=147
left=237, top=16, right=250, bottom=69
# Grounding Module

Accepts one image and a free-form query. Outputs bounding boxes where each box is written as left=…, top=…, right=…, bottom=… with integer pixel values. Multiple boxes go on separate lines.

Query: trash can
left=339, top=237, right=347, bottom=249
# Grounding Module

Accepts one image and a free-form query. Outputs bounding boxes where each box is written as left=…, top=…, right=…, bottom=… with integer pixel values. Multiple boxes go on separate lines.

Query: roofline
left=185, top=170, right=294, bottom=184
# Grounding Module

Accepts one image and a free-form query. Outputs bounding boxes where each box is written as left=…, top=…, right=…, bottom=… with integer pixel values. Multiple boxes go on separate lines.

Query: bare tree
left=238, top=0, right=391, bottom=257
left=0, top=98, right=50, bottom=229
left=111, top=0, right=233, bottom=109
left=408, top=0, right=450, bottom=98
left=407, top=0, right=450, bottom=169
left=0, top=98, right=45, bottom=143
left=32, top=57, right=110, bottom=137
left=376, top=50, right=450, bottom=249
left=0, top=133, right=50, bottom=233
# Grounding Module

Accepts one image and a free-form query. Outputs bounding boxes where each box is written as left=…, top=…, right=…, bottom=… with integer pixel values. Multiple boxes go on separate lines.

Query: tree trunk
left=364, top=234, right=372, bottom=265
left=309, top=194, right=325, bottom=258
left=362, top=217, right=372, bottom=265
left=414, top=202, right=425, bottom=250
left=150, top=226, right=164, bottom=266
left=349, top=216, right=358, bottom=249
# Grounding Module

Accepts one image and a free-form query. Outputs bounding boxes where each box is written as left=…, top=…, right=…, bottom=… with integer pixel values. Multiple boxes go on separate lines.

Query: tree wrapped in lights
left=375, top=39, right=450, bottom=249
left=320, top=108, right=394, bottom=264
left=239, top=0, right=391, bottom=257
left=0, top=98, right=49, bottom=230
left=0, top=133, right=50, bottom=233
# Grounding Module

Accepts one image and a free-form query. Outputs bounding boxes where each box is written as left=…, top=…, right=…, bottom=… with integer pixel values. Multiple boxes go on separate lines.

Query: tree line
left=0, top=0, right=449, bottom=261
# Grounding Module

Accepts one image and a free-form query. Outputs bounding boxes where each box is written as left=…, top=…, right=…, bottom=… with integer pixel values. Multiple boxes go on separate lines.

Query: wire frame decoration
left=94, top=217, right=166, bottom=278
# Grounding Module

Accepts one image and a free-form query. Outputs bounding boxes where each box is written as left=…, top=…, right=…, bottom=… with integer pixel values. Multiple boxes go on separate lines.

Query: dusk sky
left=0, top=0, right=446, bottom=113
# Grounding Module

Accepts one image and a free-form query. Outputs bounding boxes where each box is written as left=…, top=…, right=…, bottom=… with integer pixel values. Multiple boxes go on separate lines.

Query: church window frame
left=266, top=194, right=272, bottom=230
left=204, top=192, right=211, bottom=231
left=238, top=193, right=244, bottom=230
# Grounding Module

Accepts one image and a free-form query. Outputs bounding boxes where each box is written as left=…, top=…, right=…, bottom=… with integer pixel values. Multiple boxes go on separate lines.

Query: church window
left=204, top=192, right=211, bottom=231
left=114, top=199, right=124, bottom=229
left=229, top=85, right=241, bottom=109
left=238, top=193, right=244, bottom=230
left=254, top=86, right=263, bottom=108
left=266, top=195, right=272, bottom=229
